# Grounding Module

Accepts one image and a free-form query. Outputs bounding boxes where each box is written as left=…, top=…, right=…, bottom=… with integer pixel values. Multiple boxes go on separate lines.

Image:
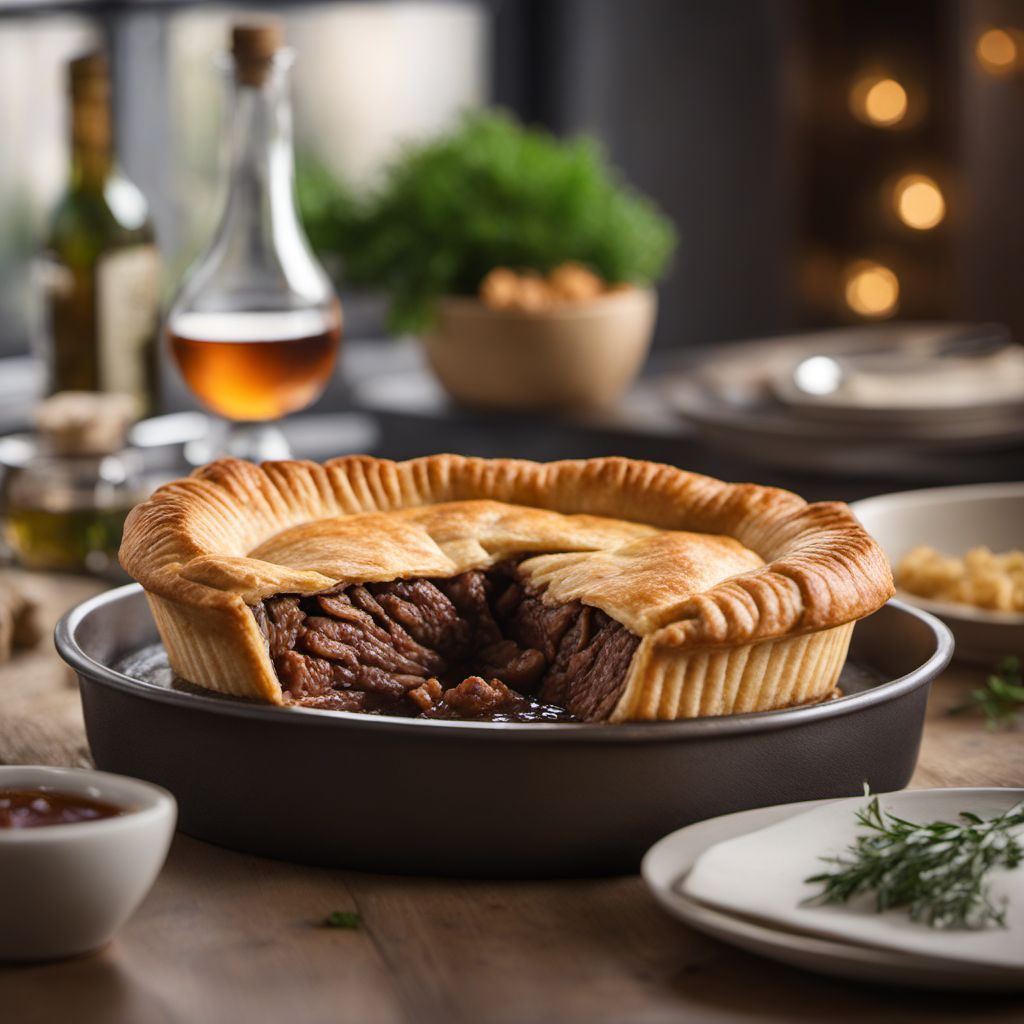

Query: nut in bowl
left=0, top=766, right=176, bottom=962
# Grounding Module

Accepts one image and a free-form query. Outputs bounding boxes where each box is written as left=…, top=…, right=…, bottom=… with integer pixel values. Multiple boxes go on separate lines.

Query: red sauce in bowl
left=0, top=788, right=124, bottom=828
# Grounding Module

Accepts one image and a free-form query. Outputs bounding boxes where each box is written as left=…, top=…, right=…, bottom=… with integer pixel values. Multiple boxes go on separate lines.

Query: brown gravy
left=0, top=788, right=124, bottom=829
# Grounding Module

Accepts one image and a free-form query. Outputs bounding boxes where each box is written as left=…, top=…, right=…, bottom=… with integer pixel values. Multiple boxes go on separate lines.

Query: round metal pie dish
left=56, top=585, right=952, bottom=878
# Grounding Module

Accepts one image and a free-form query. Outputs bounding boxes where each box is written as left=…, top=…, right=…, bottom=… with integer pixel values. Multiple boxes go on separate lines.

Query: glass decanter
left=166, top=23, right=341, bottom=461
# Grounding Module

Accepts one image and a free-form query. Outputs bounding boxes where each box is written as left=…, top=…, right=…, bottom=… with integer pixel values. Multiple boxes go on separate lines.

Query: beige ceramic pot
left=421, top=288, right=657, bottom=410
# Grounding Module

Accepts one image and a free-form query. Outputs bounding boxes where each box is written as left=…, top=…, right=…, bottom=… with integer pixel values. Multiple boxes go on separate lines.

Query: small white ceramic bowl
left=852, top=482, right=1024, bottom=665
left=0, top=765, right=176, bottom=962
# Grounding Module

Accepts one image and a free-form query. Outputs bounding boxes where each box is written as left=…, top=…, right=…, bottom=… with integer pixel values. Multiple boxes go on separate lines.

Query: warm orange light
left=844, top=261, right=899, bottom=318
left=977, top=28, right=1020, bottom=74
left=850, top=76, right=908, bottom=127
left=893, top=174, right=945, bottom=230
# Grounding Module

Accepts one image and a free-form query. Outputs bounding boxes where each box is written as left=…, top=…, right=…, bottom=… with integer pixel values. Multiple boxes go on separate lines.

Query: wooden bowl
left=421, top=289, right=657, bottom=410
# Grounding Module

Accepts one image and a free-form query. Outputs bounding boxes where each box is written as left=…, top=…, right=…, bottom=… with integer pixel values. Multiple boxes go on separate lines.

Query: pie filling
left=250, top=559, right=640, bottom=722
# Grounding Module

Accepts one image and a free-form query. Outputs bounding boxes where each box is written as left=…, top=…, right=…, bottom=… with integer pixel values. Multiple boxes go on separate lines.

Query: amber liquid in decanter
left=165, top=23, right=340, bottom=458
left=168, top=309, right=341, bottom=421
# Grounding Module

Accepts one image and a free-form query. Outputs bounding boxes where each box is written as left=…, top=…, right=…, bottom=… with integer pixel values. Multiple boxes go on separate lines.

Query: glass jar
left=1, top=392, right=144, bottom=574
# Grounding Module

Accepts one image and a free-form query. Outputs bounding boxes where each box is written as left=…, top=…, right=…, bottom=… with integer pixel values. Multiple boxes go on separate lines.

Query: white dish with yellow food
left=852, top=482, right=1024, bottom=664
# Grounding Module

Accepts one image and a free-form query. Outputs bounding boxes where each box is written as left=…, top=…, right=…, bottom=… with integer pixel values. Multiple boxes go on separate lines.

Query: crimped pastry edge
left=122, top=454, right=892, bottom=646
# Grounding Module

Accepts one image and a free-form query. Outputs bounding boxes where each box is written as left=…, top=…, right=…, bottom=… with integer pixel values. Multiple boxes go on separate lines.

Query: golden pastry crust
left=120, top=455, right=893, bottom=716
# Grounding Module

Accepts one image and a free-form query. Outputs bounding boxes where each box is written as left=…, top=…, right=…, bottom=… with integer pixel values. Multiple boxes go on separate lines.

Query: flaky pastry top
left=120, top=455, right=893, bottom=649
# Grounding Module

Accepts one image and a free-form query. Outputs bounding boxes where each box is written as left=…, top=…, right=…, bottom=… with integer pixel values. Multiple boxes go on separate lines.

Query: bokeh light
left=850, top=76, right=908, bottom=127
left=843, top=261, right=899, bottom=318
left=893, top=174, right=945, bottom=230
left=976, top=28, right=1021, bottom=74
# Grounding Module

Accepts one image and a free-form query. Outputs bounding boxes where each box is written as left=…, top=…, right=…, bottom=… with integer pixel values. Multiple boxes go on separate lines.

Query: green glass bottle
left=37, top=52, right=160, bottom=416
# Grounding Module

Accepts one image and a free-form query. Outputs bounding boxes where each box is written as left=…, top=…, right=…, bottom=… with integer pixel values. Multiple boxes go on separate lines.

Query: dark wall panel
left=517, top=0, right=801, bottom=349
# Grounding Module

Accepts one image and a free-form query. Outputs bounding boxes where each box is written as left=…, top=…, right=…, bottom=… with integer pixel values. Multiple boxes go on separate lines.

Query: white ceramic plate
left=852, top=483, right=1024, bottom=665
left=642, top=791, right=1024, bottom=992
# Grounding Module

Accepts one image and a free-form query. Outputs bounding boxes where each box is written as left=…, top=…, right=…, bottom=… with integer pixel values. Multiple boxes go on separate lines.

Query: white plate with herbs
left=642, top=789, right=1024, bottom=991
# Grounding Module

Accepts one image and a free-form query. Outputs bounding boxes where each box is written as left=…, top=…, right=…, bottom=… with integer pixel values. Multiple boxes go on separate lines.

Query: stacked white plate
left=642, top=789, right=1024, bottom=991
left=663, top=323, right=1024, bottom=479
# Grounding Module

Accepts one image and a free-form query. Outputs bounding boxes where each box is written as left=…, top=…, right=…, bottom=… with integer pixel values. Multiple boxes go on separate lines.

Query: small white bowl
left=852, top=482, right=1024, bottom=665
left=0, top=765, right=176, bottom=962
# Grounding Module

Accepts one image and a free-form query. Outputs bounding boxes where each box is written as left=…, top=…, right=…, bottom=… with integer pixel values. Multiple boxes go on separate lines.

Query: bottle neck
left=69, top=94, right=113, bottom=191
left=219, top=57, right=302, bottom=258
left=169, top=48, right=333, bottom=319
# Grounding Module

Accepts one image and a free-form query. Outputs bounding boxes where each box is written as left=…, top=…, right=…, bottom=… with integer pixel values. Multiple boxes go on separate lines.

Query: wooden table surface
left=1, top=572, right=1022, bottom=1024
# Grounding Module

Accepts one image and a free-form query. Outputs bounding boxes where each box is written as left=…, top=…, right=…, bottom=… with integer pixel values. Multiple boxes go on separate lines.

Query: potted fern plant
left=301, top=111, right=677, bottom=410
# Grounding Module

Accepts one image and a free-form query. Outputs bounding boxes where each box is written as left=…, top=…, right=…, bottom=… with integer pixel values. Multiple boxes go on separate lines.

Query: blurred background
left=2, top=0, right=1024, bottom=581
left=4, top=0, right=1024, bottom=354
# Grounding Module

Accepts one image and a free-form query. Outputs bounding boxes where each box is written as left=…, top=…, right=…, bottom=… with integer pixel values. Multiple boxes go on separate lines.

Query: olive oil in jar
left=4, top=505, right=131, bottom=573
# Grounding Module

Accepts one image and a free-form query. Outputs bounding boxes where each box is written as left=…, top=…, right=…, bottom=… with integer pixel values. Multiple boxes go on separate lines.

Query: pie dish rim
left=56, top=586, right=947, bottom=738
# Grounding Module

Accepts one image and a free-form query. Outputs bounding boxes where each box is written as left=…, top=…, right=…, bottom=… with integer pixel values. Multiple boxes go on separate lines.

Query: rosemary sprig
left=804, top=796, right=1024, bottom=929
left=950, top=656, right=1024, bottom=729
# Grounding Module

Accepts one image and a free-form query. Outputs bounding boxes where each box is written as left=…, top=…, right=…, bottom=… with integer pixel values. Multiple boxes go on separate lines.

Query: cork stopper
left=35, top=392, right=138, bottom=457
left=69, top=51, right=109, bottom=96
left=231, top=22, right=283, bottom=86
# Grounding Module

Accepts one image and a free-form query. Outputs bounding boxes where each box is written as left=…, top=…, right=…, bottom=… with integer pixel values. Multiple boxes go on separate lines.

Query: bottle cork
left=231, top=22, right=284, bottom=87
left=69, top=51, right=109, bottom=95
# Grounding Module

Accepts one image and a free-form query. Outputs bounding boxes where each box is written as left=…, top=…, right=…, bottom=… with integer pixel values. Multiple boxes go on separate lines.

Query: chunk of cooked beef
left=502, top=592, right=581, bottom=663
left=318, top=588, right=446, bottom=673
left=298, top=690, right=367, bottom=712
left=539, top=607, right=640, bottom=722
left=477, top=639, right=547, bottom=690
left=434, top=570, right=502, bottom=648
left=426, top=676, right=522, bottom=718
left=264, top=596, right=306, bottom=658
left=300, top=616, right=433, bottom=678
left=368, top=579, right=470, bottom=657
left=407, top=677, right=444, bottom=712
left=273, top=650, right=334, bottom=699
left=252, top=561, right=639, bottom=722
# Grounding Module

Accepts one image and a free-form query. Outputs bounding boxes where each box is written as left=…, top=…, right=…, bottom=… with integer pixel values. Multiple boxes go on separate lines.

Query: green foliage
left=950, top=655, right=1024, bottom=729
left=324, top=910, right=361, bottom=929
left=296, top=111, right=677, bottom=333
left=295, top=155, right=358, bottom=261
left=805, top=794, right=1024, bottom=930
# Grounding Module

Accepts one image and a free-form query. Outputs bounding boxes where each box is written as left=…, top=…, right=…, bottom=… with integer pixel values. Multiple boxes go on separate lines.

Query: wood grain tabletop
left=1, top=571, right=1022, bottom=1024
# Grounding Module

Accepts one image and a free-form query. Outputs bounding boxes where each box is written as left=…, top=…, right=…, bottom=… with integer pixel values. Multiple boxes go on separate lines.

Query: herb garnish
left=804, top=796, right=1024, bottom=929
left=325, top=911, right=362, bottom=930
left=950, top=656, right=1024, bottom=729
